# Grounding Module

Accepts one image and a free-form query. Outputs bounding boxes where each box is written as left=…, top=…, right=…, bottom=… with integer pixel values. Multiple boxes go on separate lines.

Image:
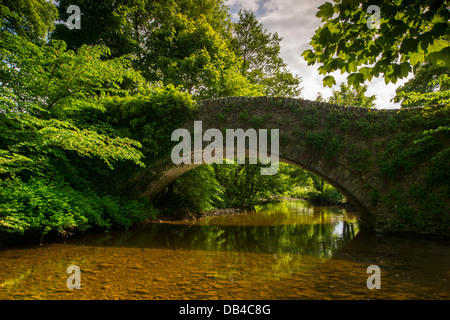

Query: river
left=0, top=200, right=448, bottom=300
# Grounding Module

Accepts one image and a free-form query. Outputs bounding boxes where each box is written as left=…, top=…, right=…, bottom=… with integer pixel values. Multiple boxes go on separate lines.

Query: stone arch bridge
left=130, top=96, right=449, bottom=235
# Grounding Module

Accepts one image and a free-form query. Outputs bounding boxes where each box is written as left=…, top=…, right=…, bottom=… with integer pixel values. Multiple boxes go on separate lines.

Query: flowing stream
left=0, top=200, right=448, bottom=299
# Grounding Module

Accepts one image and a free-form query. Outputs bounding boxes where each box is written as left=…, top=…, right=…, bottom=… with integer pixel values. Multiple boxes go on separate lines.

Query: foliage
left=375, top=105, right=449, bottom=230
left=1, top=1, right=268, bottom=241
left=52, top=0, right=233, bottom=59
left=157, top=8, right=305, bottom=212
left=101, top=84, right=197, bottom=167
left=0, top=177, right=155, bottom=237
left=302, top=0, right=450, bottom=87
left=0, top=31, right=157, bottom=240
left=211, top=162, right=304, bottom=207
left=141, top=12, right=260, bottom=99
left=394, top=62, right=450, bottom=107
left=231, top=9, right=302, bottom=97
left=305, top=182, right=346, bottom=205
left=0, top=35, right=144, bottom=112
left=0, top=0, right=58, bottom=43
left=11, top=0, right=449, bottom=239
left=327, top=83, right=376, bottom=108
left=304, top=129, right=343, bottom=159
left=51, top=0, right=255, bottom=99
left=154, top=161, right=340, bottom=213
left=346, top=144, right=372, bottom=172
left=381, top=62, right=448, bottom=230
left=52, top=0, right=143, bottom=58
left=396, top=74, right=450, bottom=108
left=186, top=162, right=343, bottom=211
left=0, top=33, right=146, bottom=174
left=156, top=165, right=226, bottom=213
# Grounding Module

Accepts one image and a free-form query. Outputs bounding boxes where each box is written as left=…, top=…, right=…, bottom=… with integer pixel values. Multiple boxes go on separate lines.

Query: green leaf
left=400, top=38, right=419, bottom=54
left=409, top=51, right=425, bottom=66
left=426, top=47, right=450, bottom=67
left=302, top=49, right=316, bottom=63
left=359, top=66, right=373, bottom=81
left=400, top=62, right=412, bottom=77
left=350, top=39, right=365, bottom=53
left=316, top=2, right=334, bottom=22
left=342, top=0, right=360, bottom=9
left=347, top=73, right=365, bottom=87
left=318, top=27, right=333, bottom=44
left=430, top=22, right=449, bottom=37
left=418, top=32, right=434, bottom=51
left=426, top=39, right=449, bottom=53
left=323, top=75, right=336, bottom=88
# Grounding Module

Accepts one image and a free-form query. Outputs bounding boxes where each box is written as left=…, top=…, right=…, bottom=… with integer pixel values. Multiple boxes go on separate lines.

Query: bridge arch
left=143, top=150, right=374, bottom=227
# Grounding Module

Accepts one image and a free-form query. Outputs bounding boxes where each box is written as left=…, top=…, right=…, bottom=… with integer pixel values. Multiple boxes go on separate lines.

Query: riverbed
left=0, top=200, right=448, bottom=299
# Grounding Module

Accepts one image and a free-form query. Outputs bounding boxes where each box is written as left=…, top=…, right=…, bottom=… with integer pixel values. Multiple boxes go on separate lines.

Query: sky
left=225, top=0, right=410, bottom=109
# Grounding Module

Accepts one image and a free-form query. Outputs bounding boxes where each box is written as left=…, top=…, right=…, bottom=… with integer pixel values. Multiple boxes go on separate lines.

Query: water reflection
left=0, top=200, right=448, bottom=300
left=73, top=200, right=359, bottom=260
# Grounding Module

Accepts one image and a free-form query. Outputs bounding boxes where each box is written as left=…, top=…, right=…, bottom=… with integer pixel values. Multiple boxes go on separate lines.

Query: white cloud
left=227, top=0, right=407, bottom=109
left=365, top=76, right=411, bottom=109
left=226, top=0, right=262, bottom=20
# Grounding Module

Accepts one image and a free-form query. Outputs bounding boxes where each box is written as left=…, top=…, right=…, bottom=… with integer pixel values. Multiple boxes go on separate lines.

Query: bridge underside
left=141, top=149, right=377, bottom=230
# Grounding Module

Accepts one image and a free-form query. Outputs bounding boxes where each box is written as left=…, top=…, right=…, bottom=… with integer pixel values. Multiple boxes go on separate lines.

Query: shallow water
left=0, top=200, right=448, bottom=300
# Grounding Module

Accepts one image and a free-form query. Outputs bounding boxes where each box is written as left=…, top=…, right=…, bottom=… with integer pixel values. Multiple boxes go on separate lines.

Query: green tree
left=0, top=0, right=58, bottom=43
left=142, top=12, right=261, bottom=99
left=302, top=0, right=450, bottom=88
left=155, top=165, right=226, bottom=213
left=0, top=32, right=159, bottom=239
left=0, top=34, right=145, bottom=170
left=211, top=162, right=306, bottom=208
left=49, top=0, right=266, bottom=214
left=172, top=0, right=233, bottom=41
left=191, top=9, right=305, bottom=212
left=394, top=62, right=450, bottom=107
left=52, top=0, right=261, bottom=102
left=51, top=0, right=234, bottom=59
left=328, top=83, right=376, bottom=108
left=51, top=0, right=150, bottom=58
left=232, top=9, right=302, bottom=97
left=301, top=0, right=449, bottom=226
left=51, top=0, right=261, bottom=99
left=396, top=74, right=450, bottom=108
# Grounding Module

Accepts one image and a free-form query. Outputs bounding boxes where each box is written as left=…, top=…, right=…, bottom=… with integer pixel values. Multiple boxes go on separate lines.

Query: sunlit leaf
left=323, top=75, right=336, bottom=88
left=316, top=2, right=335, bottom=22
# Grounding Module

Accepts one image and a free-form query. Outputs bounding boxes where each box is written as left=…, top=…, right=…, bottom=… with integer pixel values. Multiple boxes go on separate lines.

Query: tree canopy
left=302, top=0, right=450, bottom=88
left=395, top=62, right=450, bottom=107
left=324, top=83, right=376, bottom=109
left=231, top=9, right=302, bottom=97
left=0, top=31, right=157, bottom=237
left=0, top=0, right=58, bottom=43
left=51, top=0, right=261, bottom=100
